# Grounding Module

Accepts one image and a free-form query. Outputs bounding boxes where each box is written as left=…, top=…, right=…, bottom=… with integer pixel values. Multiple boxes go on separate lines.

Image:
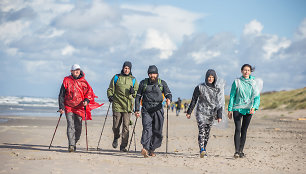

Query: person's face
left=148, top=73, right=158, bottom=81
left=123, top=66, right=130, bottom=75
left=207, top=75, right=215, bottom=84
left=241, top=66, right=251, bottom=78
left=71, top=69, right=81, bottom=78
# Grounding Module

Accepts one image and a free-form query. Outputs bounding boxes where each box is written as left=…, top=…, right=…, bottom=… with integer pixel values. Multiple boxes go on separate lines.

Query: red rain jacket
left=63, top=74, right=103, bottom=120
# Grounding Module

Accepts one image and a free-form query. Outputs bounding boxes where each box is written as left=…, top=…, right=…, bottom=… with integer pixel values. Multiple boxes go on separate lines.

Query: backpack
left=142, top=78, right=163, bottom=93
left=114, top=74, right=136, bottom=87
left=140, top=78, right=165, bottom=106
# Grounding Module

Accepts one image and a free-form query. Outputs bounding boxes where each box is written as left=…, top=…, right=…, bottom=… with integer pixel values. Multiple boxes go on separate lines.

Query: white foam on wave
left=0, top=96, right=58, bottom=107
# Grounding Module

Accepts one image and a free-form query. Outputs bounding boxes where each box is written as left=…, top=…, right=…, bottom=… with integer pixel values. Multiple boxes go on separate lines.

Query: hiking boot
left=68, top=145, right=75, bottom=152
left=141, top=148, right=149, bottom=158
left=234, top=152, right=240, bottom=159
left=112, top=138, right=118, bottom=148
left=200, top=148, right=207, bottom=158
left=239, top=152, right=245, bottom=158
left=149, top=150, right=156, bottom=157
left=120, top=146, right=127, bottom=152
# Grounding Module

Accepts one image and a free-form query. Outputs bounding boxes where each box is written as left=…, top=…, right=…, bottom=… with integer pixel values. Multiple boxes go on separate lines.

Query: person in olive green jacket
left=107, top=61, right=139, bottom=152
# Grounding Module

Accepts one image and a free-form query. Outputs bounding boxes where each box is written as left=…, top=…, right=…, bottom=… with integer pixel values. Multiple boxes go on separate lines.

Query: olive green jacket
left=107, top=74, right=138, bottom=113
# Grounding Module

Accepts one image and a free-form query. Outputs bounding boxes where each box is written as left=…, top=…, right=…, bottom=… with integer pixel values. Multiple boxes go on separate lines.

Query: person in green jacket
left=107, top=61, right=139, bottom=152
left=228, top=64, right=263, bottom=158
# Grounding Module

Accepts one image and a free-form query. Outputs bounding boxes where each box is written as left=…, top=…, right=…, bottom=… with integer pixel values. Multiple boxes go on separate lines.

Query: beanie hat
left=148, top=65, right=158, bottom=74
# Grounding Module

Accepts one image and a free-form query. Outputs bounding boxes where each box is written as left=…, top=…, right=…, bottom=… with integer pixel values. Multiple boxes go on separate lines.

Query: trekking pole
left=128, top=116, right=138, bottom=152
left=49, top=112, right=63, bottom=149
left=84, top=106, right=88, bottom=151
left=134, top=129, right=137, bottom=152
left=166, top=106, right=169, bottom=154
left=96, top=102, right=112, bottom=150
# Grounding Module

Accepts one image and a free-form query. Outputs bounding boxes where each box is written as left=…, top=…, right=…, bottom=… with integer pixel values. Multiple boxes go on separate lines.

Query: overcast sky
left=1, top=0, right=305, bottom=101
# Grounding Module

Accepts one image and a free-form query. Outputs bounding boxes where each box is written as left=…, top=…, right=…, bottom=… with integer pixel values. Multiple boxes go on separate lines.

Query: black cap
left=148, top=65, right=158, bottom=74
left=122, top=61, right=132, bottom=70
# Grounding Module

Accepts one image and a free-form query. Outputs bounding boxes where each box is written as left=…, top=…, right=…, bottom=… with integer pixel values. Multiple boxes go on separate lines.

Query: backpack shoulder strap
left=132, top=76, right=136, bottom=87
left=158, top=78, right=163, bottom=92
left=142, top=78, right=149, bottom=93
left=114, top=74, right=120, bottom=85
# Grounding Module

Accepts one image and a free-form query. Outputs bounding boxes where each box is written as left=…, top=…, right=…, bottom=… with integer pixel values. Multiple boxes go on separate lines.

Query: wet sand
left=0, top=109, right=305, bottom=174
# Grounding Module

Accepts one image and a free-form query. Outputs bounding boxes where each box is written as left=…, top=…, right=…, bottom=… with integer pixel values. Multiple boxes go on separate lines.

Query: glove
left=129, top=86, right=135, bottom=95
left=108, top=96, right=113, bottom=102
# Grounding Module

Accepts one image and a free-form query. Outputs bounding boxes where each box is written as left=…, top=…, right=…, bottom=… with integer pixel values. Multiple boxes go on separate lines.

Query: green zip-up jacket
left=107, top=74, right=139, bottom=113
left=228, top=76, right=260, bottom=115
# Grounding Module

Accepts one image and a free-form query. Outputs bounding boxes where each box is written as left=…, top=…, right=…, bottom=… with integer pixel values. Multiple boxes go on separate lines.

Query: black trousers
left=141, top=108, right=164, bottom=151
left=233, top=111, right=252, bottom=153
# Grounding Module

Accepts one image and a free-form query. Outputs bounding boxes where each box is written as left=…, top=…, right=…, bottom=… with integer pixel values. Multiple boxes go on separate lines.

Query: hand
left=228, top=111, right=233, bottom=120
left=166, top=99, right=171, bottom=107
left=108, top=96, right=113, bottom=102
left=135, top=111, right=140, bottom=118
left=217, top=118, right=222, bottom=123
left=129, top=86, right=135, bottom=95
left=59, top=109, right=65, bottom=114
left=83, top=101, right=88, bottom=106
left=186, top=114, right=191, bottom=119
left=250, top=108, right=255, bottom=115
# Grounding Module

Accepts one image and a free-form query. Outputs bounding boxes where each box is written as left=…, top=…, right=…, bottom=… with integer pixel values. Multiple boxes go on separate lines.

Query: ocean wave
left=0, top=96, right=58, bottom=107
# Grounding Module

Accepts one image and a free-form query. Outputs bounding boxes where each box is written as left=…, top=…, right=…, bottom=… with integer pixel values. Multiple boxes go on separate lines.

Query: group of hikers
left=58, top=61, right=262, bottom=159
left=171, top=98, right=189, bottom=115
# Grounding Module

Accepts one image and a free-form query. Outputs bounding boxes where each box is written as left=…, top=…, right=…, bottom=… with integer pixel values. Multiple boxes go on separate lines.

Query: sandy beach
left=0, top=109, right=305, bottom=174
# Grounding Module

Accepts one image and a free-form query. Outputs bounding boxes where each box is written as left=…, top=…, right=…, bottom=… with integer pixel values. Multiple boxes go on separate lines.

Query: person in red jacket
left=58, top=64, right=102, bottom=152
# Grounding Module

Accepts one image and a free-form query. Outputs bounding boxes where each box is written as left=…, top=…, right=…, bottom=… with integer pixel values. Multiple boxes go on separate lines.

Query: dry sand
left=0, top=109, right=305, bottom=174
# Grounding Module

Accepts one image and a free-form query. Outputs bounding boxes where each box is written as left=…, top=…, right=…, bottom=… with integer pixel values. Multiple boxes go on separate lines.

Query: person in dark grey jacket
left=186, top=69, right=225, bottom=158
left=135, top=65, right=172, bottom=158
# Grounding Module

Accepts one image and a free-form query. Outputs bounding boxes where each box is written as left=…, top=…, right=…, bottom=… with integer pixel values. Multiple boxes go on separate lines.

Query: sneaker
left=234, top=152, right=240, bottom=159
left=120, top=146, right=127, bottom=152
left=112, top=138, right=118, bottom=148
left=200, top=148, right=207, bottom=158
left=239, top=152, right=245, bottom=158
left=149, top=150, right=156, bottom=157
left=141, top=148, right=149, bottom=158
left=68, top=145, right=75, bottom=152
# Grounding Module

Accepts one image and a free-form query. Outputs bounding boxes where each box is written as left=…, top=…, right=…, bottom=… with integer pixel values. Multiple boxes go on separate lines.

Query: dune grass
left=259, top=87, right=306, bottom=110
left=225, top=87, right=306, bottom=110
left=178, top=87, right=306, bottom=111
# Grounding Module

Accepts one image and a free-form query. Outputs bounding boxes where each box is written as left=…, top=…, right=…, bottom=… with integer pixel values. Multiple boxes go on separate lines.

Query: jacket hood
left=121, top=61, right=132, bottom=76
left=205, top=69, right=217, bottom=88
left=240, top=75, right=255, bottom=80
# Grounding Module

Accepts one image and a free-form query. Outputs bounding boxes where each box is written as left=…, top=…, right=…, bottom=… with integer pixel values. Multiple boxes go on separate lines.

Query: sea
left=0, top=96, right=110, bottom=118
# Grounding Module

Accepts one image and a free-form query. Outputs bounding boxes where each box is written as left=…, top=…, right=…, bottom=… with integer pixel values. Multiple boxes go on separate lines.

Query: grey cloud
left=0, top=7, right=36, bottom=24
left=52, top=1, right=121, bottom=30
left=0, top=1, right=305, bottom=99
